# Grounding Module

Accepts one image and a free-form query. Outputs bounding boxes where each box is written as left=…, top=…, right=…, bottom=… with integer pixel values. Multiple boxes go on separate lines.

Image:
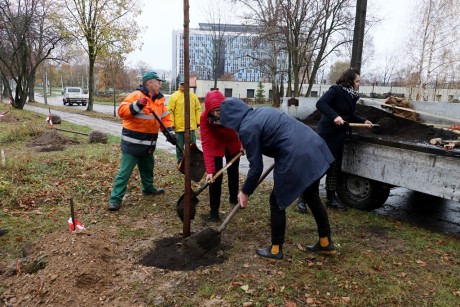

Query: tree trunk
left=28, top=70, right=36, bottom=102
left=87, top=56, right=95, bottom=111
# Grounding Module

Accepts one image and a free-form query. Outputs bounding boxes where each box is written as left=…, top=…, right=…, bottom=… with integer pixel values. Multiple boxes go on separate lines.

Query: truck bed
left=342, top=135, right=460, bottom=203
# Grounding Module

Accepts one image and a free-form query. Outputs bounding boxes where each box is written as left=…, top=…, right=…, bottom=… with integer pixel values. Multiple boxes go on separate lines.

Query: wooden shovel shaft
left=348, top=123, right=379, bottom=128
left=70, top=197, right=76, bottom=230
left=194, top=151, right=243, bottom=195
left=218, top=163, right=275, bottom=232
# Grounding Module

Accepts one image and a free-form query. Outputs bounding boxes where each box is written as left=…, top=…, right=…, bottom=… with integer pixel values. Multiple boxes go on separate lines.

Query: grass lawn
left=0, top=105, right=459, bottom=306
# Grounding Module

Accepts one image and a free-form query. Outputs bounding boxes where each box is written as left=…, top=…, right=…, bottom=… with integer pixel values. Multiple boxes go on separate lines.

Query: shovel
left=183, top=163, right=275, bottom=256
left=346, top=122, right=380, bottom=128
left=148, top=106, right=205, bottom=182
left=176, top=151, right=243, bottom=221
left=176, top=143, right=206, bottom=183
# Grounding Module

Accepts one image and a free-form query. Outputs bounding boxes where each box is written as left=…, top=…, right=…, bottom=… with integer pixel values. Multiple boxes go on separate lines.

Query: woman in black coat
left=220, top=98, right=336, bottom=259
left=316, top=68, right=373, bottom=209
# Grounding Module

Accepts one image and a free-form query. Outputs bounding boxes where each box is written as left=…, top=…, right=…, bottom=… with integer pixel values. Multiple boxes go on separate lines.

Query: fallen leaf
left=297, top=243, right=305, bottom=251
left=231, top=281, right=243, bottom=287
left=415, top=259, right=426, bottom=266
left=240, top=284, right=249, bottom=292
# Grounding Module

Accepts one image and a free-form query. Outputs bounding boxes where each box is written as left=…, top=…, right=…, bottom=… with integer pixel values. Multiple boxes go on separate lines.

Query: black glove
left=165, top=129, right=177, bottom=145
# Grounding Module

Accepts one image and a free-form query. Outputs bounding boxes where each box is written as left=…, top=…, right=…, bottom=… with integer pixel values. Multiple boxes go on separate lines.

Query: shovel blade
left=183, top=227, right=221, bottom=256
left=176, top=193, right=199, bottom=222
left=179, top=144, right=205, bottom=182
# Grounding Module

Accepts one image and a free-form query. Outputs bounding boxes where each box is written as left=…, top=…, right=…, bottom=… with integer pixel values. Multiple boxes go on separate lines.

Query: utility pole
left=351, top=0, right=367, bottom=72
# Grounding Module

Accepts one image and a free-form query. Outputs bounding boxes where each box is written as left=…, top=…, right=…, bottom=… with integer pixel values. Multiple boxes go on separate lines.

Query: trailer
left=336, top=134, right=460, bottom=211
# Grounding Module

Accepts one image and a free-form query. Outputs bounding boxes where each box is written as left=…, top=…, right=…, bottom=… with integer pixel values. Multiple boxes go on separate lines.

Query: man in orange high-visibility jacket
left=108, top=71, right=176, bottom=211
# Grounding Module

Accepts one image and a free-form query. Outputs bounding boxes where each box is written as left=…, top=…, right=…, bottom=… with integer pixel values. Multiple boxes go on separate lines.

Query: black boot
left=208, top=210, right=221, bottom=222
left=296, top=196, right=308, bottom=214
left=326, top=191, right=346, bottom=210
left=306, top=236, right=336, bottom=254
left=0, top=229, right=8, bottom=236
left=256, top=246, right=283, bottom=260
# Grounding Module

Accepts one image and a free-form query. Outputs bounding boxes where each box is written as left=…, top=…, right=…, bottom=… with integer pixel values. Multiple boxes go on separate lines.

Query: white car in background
left=62, top=87, right=88, bottom=106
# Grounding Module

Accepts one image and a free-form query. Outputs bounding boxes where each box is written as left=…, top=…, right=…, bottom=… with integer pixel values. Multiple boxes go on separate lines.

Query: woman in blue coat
left=220, top=98, right=336, bottom=259
left=316, top=68, right=373, bottom=209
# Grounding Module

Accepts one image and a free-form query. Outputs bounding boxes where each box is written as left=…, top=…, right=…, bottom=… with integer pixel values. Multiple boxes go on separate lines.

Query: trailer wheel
left=336, top=172, right=390, bottom=211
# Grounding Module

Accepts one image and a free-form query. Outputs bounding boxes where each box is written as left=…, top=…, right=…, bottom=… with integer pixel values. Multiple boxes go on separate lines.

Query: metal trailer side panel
left=341, top=141, right=460, bottom=202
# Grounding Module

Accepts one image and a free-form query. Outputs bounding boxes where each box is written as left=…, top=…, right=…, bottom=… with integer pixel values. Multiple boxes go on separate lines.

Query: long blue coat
left=220, top=98, right=334, bottom=209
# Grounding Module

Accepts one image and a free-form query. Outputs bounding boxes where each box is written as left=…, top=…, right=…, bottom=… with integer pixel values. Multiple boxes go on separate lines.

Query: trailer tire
left=336, top=172, right=390, bottom=211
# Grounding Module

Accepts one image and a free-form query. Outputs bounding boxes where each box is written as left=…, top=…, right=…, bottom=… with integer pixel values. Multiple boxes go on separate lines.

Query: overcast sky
left=126, top=0, right=414, bottom=72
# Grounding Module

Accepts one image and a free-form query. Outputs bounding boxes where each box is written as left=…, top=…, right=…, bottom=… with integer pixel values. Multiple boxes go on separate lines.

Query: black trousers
left=270, top=178, right=331, bottom=245
left=209, top=149, right=240, bottom=214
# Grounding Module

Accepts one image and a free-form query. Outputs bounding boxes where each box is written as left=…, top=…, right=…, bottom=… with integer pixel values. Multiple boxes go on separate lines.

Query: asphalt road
left=16, top=95, right=460, bottom=237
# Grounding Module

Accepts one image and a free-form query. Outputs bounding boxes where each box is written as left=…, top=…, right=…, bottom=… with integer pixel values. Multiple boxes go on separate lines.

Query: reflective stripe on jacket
left=118, top=90, right=172, bottom=156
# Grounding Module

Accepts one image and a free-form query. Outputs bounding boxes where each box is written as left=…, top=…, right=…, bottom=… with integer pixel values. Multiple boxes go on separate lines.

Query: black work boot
left=256, top=245, right=283, bottom=260
left=208, top=210, right=221, bottom=222
left=143, top=188, right=165, bottom=196
left=296, top=196, right=308, bottom=214
left=306, top=236, right=336, bottom=255
left=0, top=229, right=8, bottom=236
left=326, top=191, right=346, bottom=210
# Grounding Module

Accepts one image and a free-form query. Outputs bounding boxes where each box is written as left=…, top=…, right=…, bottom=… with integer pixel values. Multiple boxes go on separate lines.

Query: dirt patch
left=139, top=235, right=226, bottom=271
left=0, top=229, right=144, bottom=306
left=303, top=105, right=460, bottom=144
left=0, top=113, right=20, bottom=123
left=26, top=130, right=80, bottom=148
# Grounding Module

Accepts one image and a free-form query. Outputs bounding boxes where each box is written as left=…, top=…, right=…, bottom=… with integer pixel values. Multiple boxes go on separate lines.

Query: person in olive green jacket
left=167, top=78, right=202, bottom=163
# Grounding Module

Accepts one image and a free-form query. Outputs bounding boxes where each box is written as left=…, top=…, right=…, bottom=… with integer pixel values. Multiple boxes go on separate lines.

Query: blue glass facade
left=172, top=23, right=283, bottom=83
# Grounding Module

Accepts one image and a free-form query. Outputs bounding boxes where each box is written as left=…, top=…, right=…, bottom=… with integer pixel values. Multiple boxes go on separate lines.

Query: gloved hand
left=165, top=130, right=177, bottom=145
left=136, top=97, right=148, bottom=109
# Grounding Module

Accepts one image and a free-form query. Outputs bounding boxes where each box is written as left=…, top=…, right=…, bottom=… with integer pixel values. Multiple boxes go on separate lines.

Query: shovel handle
left=217, top=163, right=275, bottom=232
left=347, top=122, right=380, bottom=128
left=70, top=197, right=76, bottom=230
left=218, top=202, right=241, bottom=232
left=195, top=151, right=244, bottom=195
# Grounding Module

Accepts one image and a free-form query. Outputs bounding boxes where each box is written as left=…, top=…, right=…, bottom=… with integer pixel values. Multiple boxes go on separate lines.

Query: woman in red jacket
left=200, top=90, right=242, bottom=221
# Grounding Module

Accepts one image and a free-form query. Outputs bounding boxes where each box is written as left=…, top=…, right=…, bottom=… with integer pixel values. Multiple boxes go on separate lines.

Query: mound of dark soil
left=0, top=114, right=19, bottom=123
left=303, top=105, right=459, bottom=143
left=27, top=130, right=80, bottom=147
left=139, top=235, right=226, bottom=271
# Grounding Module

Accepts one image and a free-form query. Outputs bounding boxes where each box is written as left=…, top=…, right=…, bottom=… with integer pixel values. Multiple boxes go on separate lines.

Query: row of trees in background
left=228, top=0, right=359, bottom=106
left=0, top=0, right=141, bottom=111
left=223, top=0, right=460, bottom=103
left=2, top=0, right=460, bottom=111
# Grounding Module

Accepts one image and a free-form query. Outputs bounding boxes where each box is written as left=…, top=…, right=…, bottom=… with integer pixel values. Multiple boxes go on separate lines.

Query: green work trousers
left=109, top=152, right=156, bottom=205
left=175, top=131, right=196, bottom=163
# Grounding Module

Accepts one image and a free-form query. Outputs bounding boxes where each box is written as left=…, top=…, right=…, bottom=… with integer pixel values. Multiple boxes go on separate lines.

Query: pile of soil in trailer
left=303, top=105, right=460, bottom=144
